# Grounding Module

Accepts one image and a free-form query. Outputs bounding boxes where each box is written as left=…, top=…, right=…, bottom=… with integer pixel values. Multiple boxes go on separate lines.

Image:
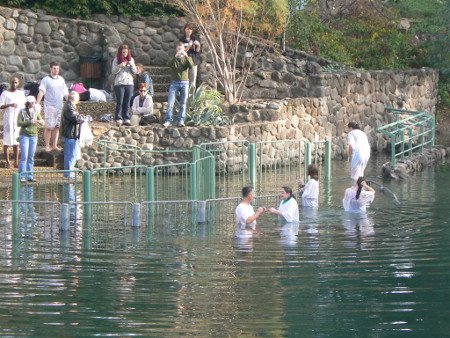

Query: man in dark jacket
left=61, top=91, right=85, bottom=179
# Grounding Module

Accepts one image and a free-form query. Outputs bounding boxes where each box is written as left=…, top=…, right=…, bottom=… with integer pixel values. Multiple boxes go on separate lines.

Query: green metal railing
left=12, top=139, right=332, bottom=222
left=377, top=108, right=435, bottom=165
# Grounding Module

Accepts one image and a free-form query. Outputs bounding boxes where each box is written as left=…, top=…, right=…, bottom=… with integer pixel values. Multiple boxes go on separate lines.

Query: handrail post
left=12, top=173, right=20, bottom=224
left=209, top=156, right=215, bottom=199
left=190, top=162, right=197, bottom=201
left=430, top=118, right=435, bottom=147
left=391, top=134, right=396, bottom=166
left=146, top=167, right=154, bottom=202
left=408, top=127, right=413, bottom=159
left=419, top=124, right=424, bottom=152
left=83, top=170, right=92, bottom=221
left=249, top=143, right=256, bottom=189
left=304, top=142, right=311, bottom=179
left=325, top=140, right=331, bottom=183
left=400, top=131, right=405, bottom=161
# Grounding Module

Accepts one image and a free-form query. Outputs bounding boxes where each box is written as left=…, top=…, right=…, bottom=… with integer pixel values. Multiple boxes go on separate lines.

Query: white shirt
left=347, top=129, right=371, bottom=159
left=277, top=197, right=299, bottom=223
left=302, top=178, right=319, bottom=208
left=132, top=94, right=154, bottom=116
left=39, top=75, right=68, bottom=109
left=235, top=202, right=256, bottom=237
left=343, top=188, right=375, bottom=213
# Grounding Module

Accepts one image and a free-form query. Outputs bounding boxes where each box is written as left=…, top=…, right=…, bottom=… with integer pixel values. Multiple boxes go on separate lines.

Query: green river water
left=0, top=155, right=449, bottom=336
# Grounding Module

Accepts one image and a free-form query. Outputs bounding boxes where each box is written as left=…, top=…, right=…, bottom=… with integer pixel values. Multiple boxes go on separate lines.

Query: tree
left=154, top=0, right=289, bottom=103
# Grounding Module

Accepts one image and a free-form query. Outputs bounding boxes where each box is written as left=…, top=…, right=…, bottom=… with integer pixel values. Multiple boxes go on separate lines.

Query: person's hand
left=268, top=207, right=277, bottom=213
left=10, top=103, right=18, bottom=108
left=193, top=40, right=200, bottom=47
left=257, top=207, right=266, bottom=214
left=121, top=61, right=128, bottom=67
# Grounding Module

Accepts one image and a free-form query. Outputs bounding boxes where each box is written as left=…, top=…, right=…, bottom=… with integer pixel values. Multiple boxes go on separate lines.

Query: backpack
left=139, top=115, right=159, bottom=126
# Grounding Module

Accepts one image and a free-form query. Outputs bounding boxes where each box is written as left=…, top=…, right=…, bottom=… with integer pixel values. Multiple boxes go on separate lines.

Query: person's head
left=117, top=44, right=132, bottom=63
left=355, top=176, right=367, bottom=200
left=68, top=90, right=79, bottom=105
left=136, top=63, right=144, bottom=74
left=242, top=186, right=255, bottom=202
left=25, top=95, right=35, bottom=109
left=138, top=83, right=148, bottom=97
left=307, top=163, right=319, bottom=180
left=9, top=76, right=20, bottom=91
left=347, top=122, right=360, bottom=131
left=280, top=186, right=294, bottom=201
left=176, top=41, right=185, bottom=54
left=49, top=62, right=60, bottom=77
left=184, top=23, right=196, bottom=37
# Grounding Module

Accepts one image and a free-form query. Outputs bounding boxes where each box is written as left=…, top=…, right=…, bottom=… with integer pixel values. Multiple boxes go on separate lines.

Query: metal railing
left=10, top=139, right=332, bottom=226
left=377, top=108, right=435, bottom=165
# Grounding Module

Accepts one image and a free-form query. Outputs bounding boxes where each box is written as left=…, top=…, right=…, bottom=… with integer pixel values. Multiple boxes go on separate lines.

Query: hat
left=26, top=95, right=36, bottom=103
left=138, top=83, right=148, bottom=90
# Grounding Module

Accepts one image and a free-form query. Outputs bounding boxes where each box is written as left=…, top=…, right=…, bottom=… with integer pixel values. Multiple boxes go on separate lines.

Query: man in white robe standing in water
left=347, top=122, right=371, bottom=182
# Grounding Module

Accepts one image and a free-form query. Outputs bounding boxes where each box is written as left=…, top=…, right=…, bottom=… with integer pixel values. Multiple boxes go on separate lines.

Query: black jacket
left=61, top=102, right=84, bottom=139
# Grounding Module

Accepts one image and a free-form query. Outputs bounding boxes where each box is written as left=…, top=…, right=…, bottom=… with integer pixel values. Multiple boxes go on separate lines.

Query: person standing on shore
left=0, top=76, right=26, bottom=168
left=61, top=91, right=85, bottom=180
left=180, top=22, right=201, bottom=89
left=112, top=44, right=137, bottom=126
left=17, top=96, right=44, bottom=182
left=36, top=62, right=69, bottom=152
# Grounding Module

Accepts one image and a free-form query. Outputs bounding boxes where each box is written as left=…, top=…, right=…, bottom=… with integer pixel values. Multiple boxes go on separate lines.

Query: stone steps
left=145, top=66, right=171, bottom=103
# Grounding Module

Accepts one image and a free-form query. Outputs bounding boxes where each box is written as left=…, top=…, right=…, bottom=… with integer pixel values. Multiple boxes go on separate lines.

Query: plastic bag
left=79, top=121, right=94, bottom=147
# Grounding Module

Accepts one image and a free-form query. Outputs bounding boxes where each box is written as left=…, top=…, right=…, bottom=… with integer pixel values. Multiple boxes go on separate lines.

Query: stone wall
left=0, top=6, right=184, bottom=89
left=78, top=66, right=438, bottom=170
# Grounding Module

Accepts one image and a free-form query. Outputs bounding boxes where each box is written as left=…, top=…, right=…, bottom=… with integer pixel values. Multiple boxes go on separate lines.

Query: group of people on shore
left=0, top=23, right=202, bottom=181
left=235, top=122, right=374, bottom=238
left=112, top=23, right=201, bottom=128
left=0, top=67, right=88, bottom=181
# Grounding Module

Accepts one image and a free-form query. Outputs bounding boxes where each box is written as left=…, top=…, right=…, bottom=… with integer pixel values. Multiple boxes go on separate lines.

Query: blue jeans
left=114, top=85, right=133, bottom=121
left=19, top=135, right=37, bottom=180
left=165, top=81, right=189, bottom=123
left=64, top=138, right=79, bottom=179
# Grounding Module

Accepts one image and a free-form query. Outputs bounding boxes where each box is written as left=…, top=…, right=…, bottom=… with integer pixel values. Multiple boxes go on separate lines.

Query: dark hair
left=117, top=44, right=132, bottom=64
left=348, top=122, right=360, bottom=130
left=25, top=101, right=33, bottom=109
left=50, top=61, right=59, bottom=68
left=355, top=177, right=365, bottom=200
left=282, top=186, right=295, bottom=200
left=184, top=22, right=197, bottom=32
left=307, top=164, right=319, bottom=180
left=242, top=186, right=253, bottom=198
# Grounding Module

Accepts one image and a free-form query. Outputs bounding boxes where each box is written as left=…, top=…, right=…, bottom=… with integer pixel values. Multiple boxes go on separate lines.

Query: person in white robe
left=235, top=186, right=266, bottom=238
left=300, top=164, right=319, bottom=208
left=0, top=76, right=26, bottom=168
left=343, top=177, right=375, bottom=213
left=347, top=122, right=371, bottom=181
left=268, top=186, right=299, bottom=223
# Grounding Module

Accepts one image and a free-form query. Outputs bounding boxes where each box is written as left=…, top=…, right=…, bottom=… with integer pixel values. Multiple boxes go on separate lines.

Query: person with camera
left=112, top=44, right=137, bottom=126
left=163, top=41, right=194, bottom=128
left=180, top=22, right=201, bottom=89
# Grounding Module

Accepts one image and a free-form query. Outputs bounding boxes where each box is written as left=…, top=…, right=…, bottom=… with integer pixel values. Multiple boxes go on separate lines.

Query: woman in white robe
left=268, top=186, right=299, bottom=223
left=0, top=76, right=26, bottom=168
left=343, top=177, right=375, bottom=213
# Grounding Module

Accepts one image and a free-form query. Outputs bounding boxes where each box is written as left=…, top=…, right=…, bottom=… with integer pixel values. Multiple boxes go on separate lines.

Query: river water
left=0, top=155, right=449, bottom=336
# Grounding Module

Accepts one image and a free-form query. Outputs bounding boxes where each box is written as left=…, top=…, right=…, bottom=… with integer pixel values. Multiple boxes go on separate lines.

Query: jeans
left=114, top=85, right=133, bottom=121
left=165, top=81, right=189, bottom=123
left=64, top=138, right=79, bottom=179
left=19, top=135, right=37, bottom=180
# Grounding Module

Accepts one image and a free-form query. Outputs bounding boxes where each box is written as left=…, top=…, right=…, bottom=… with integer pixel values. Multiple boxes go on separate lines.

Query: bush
left=185, top=85, right=231, bottom=126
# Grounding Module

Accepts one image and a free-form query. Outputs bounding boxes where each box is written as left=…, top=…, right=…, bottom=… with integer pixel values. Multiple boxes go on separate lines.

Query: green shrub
left=185, top=85, right=231, bottom=126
